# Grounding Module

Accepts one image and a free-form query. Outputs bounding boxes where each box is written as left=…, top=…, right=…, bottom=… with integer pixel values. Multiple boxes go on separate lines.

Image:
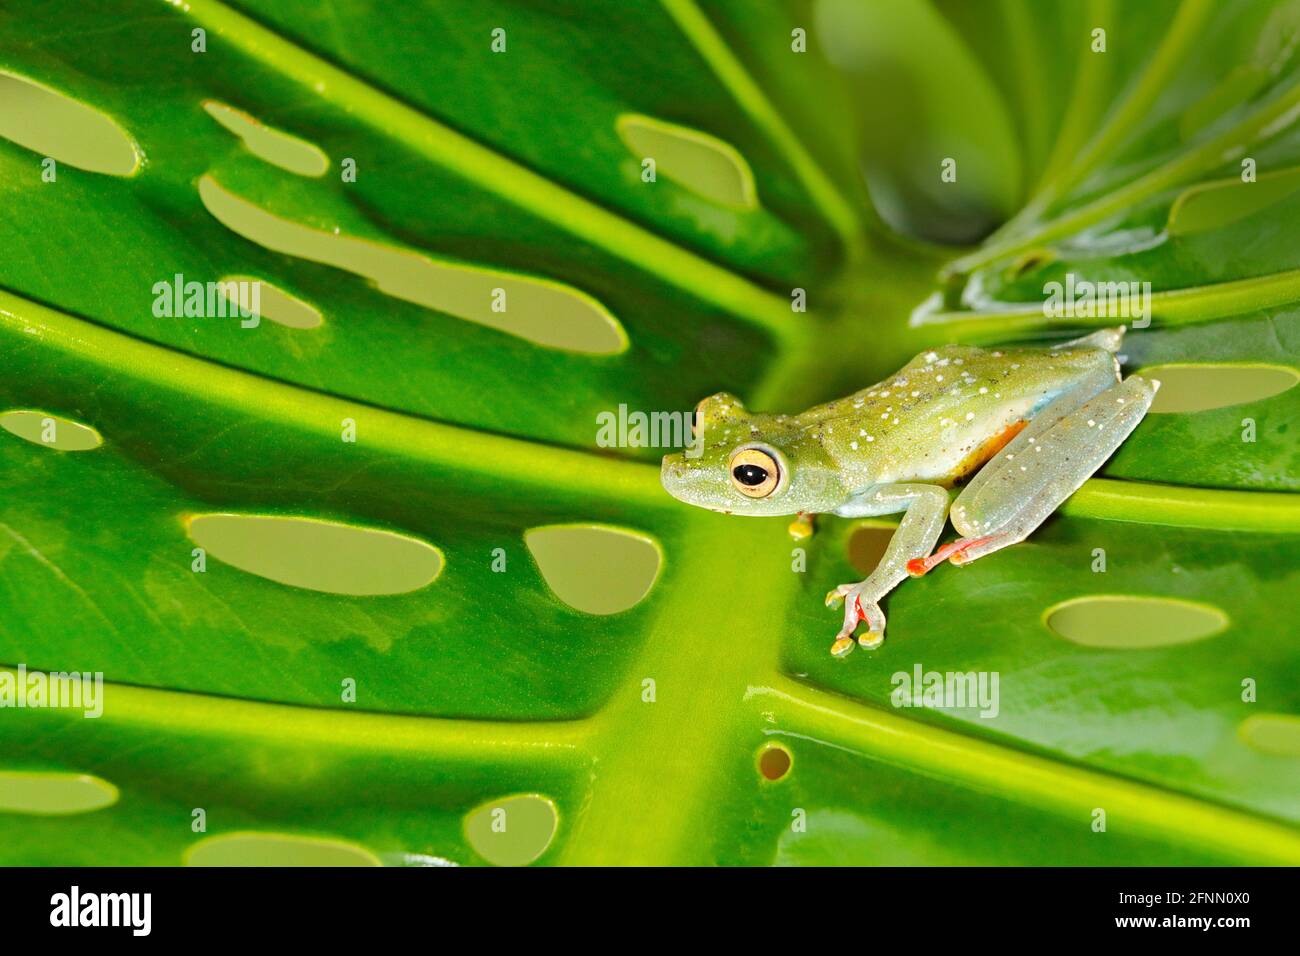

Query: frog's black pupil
left=733, top=463, right=769, bottom=486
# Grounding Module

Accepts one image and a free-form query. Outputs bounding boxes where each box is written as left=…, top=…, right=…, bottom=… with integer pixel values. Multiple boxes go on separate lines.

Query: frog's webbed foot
left=826, top=583, right=886, bottom=656
left=822, top=484, right=951, bottom=658
left=814, top=484, right=952, bottom=658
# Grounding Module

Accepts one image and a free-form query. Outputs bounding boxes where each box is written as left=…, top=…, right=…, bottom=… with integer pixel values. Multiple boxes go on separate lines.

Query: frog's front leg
left=787, top=511, right=816, bottom=540
left=824, top=483, right=949, bottom=657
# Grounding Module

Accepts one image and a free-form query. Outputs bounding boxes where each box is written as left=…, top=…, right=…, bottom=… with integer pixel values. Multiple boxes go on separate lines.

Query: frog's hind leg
left=1052, top=325, right=1126, bottom=353
left=908, top=375, right=1158, bottom=576
left=825, top=483, right=949, bottom=656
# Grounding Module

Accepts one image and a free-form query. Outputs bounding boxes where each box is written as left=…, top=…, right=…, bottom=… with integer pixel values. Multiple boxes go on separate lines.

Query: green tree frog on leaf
left=661, top=327, right=1158, bottom=657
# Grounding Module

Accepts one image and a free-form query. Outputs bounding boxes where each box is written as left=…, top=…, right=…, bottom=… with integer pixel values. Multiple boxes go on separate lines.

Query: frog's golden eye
left=729, top=447, right=780, bottom=498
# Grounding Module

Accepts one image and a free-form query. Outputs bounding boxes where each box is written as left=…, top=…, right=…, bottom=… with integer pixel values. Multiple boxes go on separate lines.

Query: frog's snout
left=660, top=452, right=688, bottom=497
left=660, top=450, right=709, bottom=507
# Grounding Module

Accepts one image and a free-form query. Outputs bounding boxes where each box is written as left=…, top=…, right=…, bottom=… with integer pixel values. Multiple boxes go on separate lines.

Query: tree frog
left=661, top=327, right=1158, bottom=657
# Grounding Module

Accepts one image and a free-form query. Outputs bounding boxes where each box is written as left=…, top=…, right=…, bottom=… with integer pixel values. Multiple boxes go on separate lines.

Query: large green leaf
left=1, top=0, right=1298, bottom=866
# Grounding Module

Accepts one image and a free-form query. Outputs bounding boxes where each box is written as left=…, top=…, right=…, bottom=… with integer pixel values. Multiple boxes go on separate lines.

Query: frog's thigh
left=949, top=376, right=1158, bottom=552
left=955, top=361, right=1116, bottom=512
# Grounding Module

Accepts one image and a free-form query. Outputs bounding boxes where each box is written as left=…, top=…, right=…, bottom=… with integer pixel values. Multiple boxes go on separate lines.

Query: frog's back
left=894, top=342, right=1113, bottom=404
left=804, top=342, right=1114, bottom=419
left=809, top=340, right=1119, bottom=486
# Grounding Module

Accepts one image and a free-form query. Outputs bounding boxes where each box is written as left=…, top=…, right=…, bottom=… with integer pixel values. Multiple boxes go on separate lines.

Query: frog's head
left=661, top=392, right=850, bottom=516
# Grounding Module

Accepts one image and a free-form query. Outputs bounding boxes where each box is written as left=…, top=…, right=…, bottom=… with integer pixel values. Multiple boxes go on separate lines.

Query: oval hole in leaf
left=464, top=795, right=558, bottom=867
left=197, top=176, right=626, bottom=354
left=203, top=100, right=329, bottom=177
left=0, top=410, right=103, bottom=451
left=0, top=71, right=141, bottom=176
left=1238, top=714, right=1300, bottom=757
left=218, top=275, right=323, bottom=329
left=524, top=524, right=661, bottom=615
left=1167, top=166, right=1300, bottom=236
left=186, top=514, right=443, bottom=595
left=616, top=113, right=758, bottom=209
left=1139, top=364, right=1298, bottom=413
left=757, top=743, right=793, bottom=782
left=1044, top=595, right=1227, bottom=649
left=0, top=770, right=118, bottom=815
left=185, top=832, right=380, bottom=866
left=847, top=523, right=896, bottom=576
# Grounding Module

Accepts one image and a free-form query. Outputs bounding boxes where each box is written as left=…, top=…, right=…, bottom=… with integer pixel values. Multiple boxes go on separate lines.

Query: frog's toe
left=854, top=595, right=886, bottom=635
left=827, top=586, right=887, bottom=655
left=825, top=583, right=853, bottom=608
left=858, top=630, right=884, bottom=649
left=907, top=540, right=962, bottom=576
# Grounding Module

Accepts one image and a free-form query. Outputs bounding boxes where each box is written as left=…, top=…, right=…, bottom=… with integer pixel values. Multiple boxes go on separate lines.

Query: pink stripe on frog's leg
left=905, top=536, right=994, bottom=576
left=948, top=533, right=1012, bottom=565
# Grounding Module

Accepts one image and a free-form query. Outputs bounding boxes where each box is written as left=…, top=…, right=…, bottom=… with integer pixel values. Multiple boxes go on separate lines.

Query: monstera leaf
left=1, top=0, right=1298, bottom=866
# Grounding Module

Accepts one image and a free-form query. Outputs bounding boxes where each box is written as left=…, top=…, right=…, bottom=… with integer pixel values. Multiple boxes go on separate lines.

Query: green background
left=0, top=0, right=1298, bottom=865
